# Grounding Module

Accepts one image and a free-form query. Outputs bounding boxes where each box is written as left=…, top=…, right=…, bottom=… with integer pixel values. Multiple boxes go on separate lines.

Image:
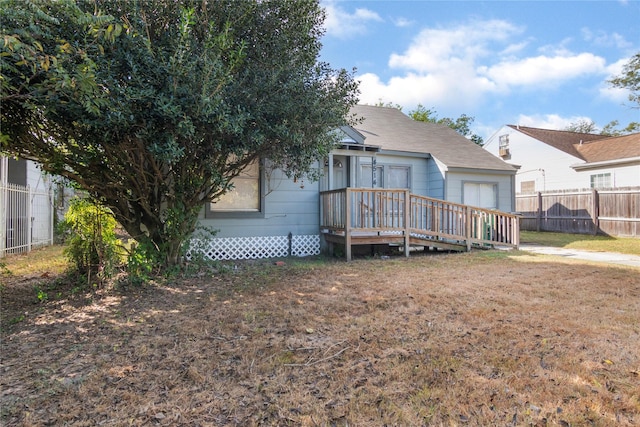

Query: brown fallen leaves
left=2, top=249, right=639, bottom=426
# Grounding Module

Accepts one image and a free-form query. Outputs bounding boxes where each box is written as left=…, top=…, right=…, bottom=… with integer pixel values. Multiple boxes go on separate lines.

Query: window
left=359, top=163, right=411, bottom=189
left=360, top=164, right=383, bottom=188
left=207, top=160, right=262, bottom=216
left=590, top=173, right=611, bottom=189
left=498, top=134, right=510, bottom=158
left=388, top=165, right=410, bottom=189
left=520, top=180, right=535, bottom=194
left=463, top=182, right=497, bottom=209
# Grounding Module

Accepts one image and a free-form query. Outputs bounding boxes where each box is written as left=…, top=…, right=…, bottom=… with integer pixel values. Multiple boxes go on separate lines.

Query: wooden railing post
left=404, top=190, right=410, bottom=257
left=345, top=188, right=352, bottom=261
left=465, top=207, right=472, bottom=251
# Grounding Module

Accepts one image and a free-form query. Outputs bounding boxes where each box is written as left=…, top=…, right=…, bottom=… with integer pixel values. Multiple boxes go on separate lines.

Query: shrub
left=59, top=198, right=122, bottom=283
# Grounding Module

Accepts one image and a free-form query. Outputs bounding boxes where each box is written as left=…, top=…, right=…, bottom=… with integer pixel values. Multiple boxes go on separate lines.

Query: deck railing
left=320, top=188, right=519, bottom=259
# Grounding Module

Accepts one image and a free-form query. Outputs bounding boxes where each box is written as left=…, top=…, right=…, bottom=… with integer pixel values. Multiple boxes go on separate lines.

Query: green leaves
left=409, top=104, right=485, bottom=146
left=609, top=52, right=640, bottom=108
left=2, top=0, right=358, bottom=269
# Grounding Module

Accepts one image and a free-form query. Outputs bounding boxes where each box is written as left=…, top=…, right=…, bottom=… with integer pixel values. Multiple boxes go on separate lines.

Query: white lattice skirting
left=188, top=234, right=321, bottom=261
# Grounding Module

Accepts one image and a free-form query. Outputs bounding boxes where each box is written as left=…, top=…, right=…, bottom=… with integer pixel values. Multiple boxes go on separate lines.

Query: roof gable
left=351, top=105, right=515, bottom=172
left=337, top=125, right=366, bottom=145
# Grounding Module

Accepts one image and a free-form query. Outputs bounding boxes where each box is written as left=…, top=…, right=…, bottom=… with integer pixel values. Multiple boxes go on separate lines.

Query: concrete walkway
left=518, top=244, right=640, bottom=268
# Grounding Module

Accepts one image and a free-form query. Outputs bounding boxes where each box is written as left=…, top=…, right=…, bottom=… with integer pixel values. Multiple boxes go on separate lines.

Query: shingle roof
left=507, top=125, right=609, bottom=160
left=508, top=125, right=640, bottom=164
left=351, top=105, right=515, bottom=172
left=577, top=132, right=640, bottom=163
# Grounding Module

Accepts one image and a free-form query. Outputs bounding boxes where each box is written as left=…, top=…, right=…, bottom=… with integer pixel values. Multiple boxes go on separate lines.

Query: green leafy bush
left=58, top=198, right=122, bottom=282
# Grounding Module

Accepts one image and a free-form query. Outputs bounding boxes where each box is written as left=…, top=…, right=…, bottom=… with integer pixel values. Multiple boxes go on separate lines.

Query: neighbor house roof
left=352, top=105, right=515, bottom=172
left=507, top=125, right=640, bottom=165
left=576, top=132, right=640, bottom=163
left=507, top=125, right=609, bottom=160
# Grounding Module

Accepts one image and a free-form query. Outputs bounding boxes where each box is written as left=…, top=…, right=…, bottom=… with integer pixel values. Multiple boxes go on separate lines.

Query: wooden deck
left=320, top=188, right=520, bottom=261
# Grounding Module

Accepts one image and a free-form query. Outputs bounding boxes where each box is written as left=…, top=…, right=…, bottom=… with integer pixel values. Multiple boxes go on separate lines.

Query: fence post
left=0, top=183, right=5, bottom=258
left=536, top=192, right=542, bottom=232
left=591, top=189, right=599, bottom=235
left=27, top=185, right=32, bottom=253
left=49, top=187, right=55, bottom=246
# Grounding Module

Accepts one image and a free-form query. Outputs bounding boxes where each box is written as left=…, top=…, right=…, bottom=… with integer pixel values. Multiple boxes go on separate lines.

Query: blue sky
left=319, top=1, right=640, bottom=140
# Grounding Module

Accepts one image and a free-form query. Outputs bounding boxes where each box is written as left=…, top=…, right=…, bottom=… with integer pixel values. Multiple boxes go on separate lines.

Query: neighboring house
left=485, top=125, right=640, bottom=193
left=0, top=156, right=56, bottom=256
left=195, top=105, right=517, bottom=260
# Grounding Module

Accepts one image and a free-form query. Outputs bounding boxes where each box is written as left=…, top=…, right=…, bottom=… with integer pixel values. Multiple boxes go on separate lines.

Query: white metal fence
left=0, top=182, right=54, bottom=257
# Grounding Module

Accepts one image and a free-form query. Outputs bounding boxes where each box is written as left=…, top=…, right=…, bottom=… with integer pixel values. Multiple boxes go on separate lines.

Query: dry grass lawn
left=1, top=247, right=639, bottom=426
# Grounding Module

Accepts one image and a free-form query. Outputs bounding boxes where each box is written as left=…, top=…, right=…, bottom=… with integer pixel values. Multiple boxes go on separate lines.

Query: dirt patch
left=2, top=250, right=639, bottom=426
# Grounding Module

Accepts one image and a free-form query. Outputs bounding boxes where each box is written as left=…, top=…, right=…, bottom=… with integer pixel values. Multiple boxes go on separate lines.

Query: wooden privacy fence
left=0, top=182, right=54, bottom=257
left=515, top=187, right=639, bottom=237
left=320, top=188, right=520, bottom=260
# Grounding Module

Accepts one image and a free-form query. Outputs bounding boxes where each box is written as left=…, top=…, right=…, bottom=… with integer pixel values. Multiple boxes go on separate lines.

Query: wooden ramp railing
left=320, top=188, right=520, bottom=261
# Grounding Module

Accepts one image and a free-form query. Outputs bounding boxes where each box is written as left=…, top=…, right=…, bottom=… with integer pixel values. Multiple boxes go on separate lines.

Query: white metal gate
left=0, top=182, right=54, bottom=257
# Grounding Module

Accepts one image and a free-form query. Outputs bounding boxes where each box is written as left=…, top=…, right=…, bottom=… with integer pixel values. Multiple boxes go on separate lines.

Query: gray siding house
left=195, top=105, right=517, bottom=260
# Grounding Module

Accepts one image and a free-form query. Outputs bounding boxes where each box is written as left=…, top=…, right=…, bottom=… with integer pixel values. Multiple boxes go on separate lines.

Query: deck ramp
left=320, top=188, right=519, bottom=261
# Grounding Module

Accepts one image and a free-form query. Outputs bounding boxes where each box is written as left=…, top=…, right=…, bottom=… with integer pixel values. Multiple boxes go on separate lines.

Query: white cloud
left=604, top=57, right=631, bottom=76
left=598, top=57, right=634, bottom=103
left=388, top=19, right=522, bottom=73
left=323, top=1, right=383, bottom=39
left=357, top=69, right=495, bottom=110
left=515, top=114, right=593, bottom=130
left=392, top=17, right=414, bottom=28
left=352, top=17, right=621, bottom=111
left=354, top=19, right=521, bottom=108
left=479, top=53, right=607, bottom=89
left=581, top=28, right=632, bottom=50
left=500, top=41, right=529, bottom=56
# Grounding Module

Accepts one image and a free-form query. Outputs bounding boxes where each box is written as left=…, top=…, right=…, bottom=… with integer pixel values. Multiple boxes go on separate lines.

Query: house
left=0, top=156, right=56, bottom=256
left=195, top=105, right=518, bottom=260
left=485, top=125, right=640, bottom=193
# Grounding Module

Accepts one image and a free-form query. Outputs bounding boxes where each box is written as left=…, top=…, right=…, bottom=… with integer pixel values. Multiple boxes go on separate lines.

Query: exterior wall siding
left=486, top=126, right=585, bottom=192
left=446, top=171, right=515, bottom=212
left=198, top=167, right=321, bottom=238
left=27, top=161, right=51, bottom=193
left=426, top=158, right=445, bottom=199
left=575, top=164, right=640, bottom=188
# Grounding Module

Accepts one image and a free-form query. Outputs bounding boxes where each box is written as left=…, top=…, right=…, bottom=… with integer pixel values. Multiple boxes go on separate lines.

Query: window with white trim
left=498, top=134, right=510, bottom=158
left=207, top=160, right=261, bottom=216
left=463, top=182, right=497, bottom=209
left=590, top=173, right=611, bottom=189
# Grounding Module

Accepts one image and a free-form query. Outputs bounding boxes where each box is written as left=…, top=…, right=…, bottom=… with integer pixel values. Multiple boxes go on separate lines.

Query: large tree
left=373, top=101, right=484, bottom=145
left=563, top=119, right=639, bottom=136
left=609, top=52, right=640, bottom=109
left=408, top=104, right=484, bottom=146
left=1, top=0, right=359, bottom=267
